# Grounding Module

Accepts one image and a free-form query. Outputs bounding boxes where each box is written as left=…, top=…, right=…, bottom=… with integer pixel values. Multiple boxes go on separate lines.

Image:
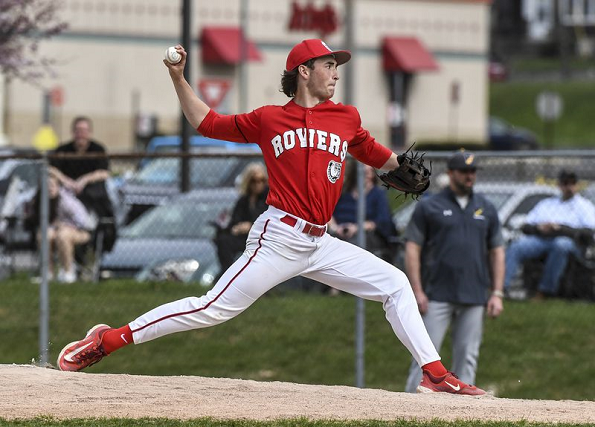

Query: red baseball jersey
left=198, top=99, right=392, bottom=225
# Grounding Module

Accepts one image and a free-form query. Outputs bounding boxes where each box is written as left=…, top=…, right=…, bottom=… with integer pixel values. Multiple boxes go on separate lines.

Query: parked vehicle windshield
left=131, top=157, right=240, bottom=188
left=122, top=201, right=220, bottom=240
left=478, top=191, right=512, bottom=211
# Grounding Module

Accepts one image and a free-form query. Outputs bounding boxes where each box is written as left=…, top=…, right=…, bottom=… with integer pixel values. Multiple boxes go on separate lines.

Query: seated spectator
left=329, top=160, right=395, bottom=259
left=214, top=163, right=268, bottom=273
left=29, top=175, right=95, bottom=283
left=49, top=116, right=117, bottom=252
left=504, top=171, right=595, bottom=299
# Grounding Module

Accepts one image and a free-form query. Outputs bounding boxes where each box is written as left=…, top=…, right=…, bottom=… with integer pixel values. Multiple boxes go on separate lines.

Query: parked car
left=140, top=135, right=259, bottom=169
left=100, top=188, right=238, bottom=286
left=392, top=182, right=560, bottom=242
left=489, top=116, right=540, bottom=150
left=0, top=159, right=41, bottom=248
left=119, top=146, right=262, bottom=224
left=581, top=183, right=595, bottom=206
left=488, top=61, right=508, bottom=82
left=389, top=181, right=559, bottom=274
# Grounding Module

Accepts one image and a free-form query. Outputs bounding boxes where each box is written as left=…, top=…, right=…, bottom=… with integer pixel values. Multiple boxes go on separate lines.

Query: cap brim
left=331, top=50, right=351, bottom=66
left=451, top=166, right=480, bottom=171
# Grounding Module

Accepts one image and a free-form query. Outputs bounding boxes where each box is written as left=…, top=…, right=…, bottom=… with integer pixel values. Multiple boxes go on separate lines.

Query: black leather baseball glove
left=378, top=144, right=431, bottom=198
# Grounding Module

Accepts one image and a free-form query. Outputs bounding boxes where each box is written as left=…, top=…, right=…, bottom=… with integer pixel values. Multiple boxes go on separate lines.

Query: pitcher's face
left=306, top=56, right=339, bottom=100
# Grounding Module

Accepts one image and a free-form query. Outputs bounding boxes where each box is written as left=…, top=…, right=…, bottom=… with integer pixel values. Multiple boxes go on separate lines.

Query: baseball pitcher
left=57, top=39, right=484, bottom=395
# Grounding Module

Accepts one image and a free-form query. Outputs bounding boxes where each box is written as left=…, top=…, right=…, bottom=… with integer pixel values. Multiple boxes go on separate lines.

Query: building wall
left=4, top=0, right=490, bottom=152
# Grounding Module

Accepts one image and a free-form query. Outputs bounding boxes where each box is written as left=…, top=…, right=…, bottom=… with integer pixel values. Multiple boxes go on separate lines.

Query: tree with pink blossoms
left=0, top=0, right=67, bottom=82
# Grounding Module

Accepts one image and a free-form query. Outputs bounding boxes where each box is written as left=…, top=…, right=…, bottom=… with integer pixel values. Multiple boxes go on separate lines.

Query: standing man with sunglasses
left=403, top=150, right=505, bottom=393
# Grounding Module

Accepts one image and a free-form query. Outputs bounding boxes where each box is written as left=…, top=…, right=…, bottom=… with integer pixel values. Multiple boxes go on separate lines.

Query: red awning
left=382, top=37, right=438, bottom=73
left=201, top=27, right=262, bottom=65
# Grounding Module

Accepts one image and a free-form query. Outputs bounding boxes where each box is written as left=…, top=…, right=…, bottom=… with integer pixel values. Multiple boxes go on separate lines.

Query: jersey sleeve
left=346, top=108, right=392, bottom=169
left=197, top=108, right=263, bottom=144
left=486, top=200, right=504, bottom=249
left=404, top=201, right=427, bottom=246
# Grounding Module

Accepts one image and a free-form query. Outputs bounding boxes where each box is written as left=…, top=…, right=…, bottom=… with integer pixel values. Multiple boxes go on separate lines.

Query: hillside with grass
left=490, top=79, right=595, bottom=149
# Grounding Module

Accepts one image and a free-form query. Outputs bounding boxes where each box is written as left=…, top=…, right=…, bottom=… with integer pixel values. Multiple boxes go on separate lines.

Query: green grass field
left=1, top=277, right=594, bottom=403
left=511, top=57, right=595, bottom=74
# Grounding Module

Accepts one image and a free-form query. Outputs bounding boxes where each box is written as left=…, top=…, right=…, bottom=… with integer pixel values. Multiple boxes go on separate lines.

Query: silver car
left=393, top=182, right=560, bottom=242
left=100, top=187, right=239, bottom=286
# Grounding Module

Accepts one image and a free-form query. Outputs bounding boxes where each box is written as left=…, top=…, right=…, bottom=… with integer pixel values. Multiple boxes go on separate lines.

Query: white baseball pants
left=128, top=206, right=440, bottom=367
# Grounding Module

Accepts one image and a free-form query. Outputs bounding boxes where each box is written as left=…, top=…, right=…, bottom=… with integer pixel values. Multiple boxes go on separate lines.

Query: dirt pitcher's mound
left=1, top=364, right=593, bottom=423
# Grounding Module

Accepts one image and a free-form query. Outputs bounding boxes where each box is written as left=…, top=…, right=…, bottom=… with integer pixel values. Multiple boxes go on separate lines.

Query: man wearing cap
left=504, top=170, right=595, bottom=299
left=55, top=40, right=485, bottom=395
left=403, top=150, right=505, bottom=393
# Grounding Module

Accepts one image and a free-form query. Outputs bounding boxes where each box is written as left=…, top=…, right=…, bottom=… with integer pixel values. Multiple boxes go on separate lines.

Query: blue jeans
left=504, top=235, right=580, bottom=295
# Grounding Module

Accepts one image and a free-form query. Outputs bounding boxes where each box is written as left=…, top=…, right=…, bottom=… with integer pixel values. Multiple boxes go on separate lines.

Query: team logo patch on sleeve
left=327, top=160, right=342, bottom=183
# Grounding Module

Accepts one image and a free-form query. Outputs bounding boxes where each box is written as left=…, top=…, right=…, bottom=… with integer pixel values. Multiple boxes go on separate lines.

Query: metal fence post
left=38, top=155, right=50, bottom=365
left=355, top=163, right=366, bottom=389
left=343, top=0, right=365, bottom=389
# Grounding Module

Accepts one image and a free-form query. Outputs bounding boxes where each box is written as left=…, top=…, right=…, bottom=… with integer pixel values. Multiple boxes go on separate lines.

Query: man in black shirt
left=403, top=151, right=505, bottom=392
left=50, top=116, right=116, bottom=250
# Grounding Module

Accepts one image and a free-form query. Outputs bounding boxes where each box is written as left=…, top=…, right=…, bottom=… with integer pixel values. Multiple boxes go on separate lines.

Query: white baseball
left=165, top=46, right=181, bottom=64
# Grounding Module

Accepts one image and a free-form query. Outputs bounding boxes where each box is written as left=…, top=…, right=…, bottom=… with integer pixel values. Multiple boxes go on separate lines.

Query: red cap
left=285, top=39, right=351, bottom=71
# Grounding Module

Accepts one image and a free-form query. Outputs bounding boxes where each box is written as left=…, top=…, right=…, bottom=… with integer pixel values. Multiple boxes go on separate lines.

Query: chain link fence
left=0, top=149, right=594, bottom=375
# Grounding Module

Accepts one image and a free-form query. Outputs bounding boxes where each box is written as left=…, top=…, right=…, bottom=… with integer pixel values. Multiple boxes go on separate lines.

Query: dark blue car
left=489, top=116, right=540, bottom=150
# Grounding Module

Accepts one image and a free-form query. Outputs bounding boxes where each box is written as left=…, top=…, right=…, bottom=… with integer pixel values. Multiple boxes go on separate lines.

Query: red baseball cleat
left=57, top=324, right=111, bottom=372
left=417, top=371, right=486, bottom=395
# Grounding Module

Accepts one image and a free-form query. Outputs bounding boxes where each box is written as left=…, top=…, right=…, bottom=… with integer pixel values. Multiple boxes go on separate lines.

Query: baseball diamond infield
left=1, top=364, right=594, bottom=423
